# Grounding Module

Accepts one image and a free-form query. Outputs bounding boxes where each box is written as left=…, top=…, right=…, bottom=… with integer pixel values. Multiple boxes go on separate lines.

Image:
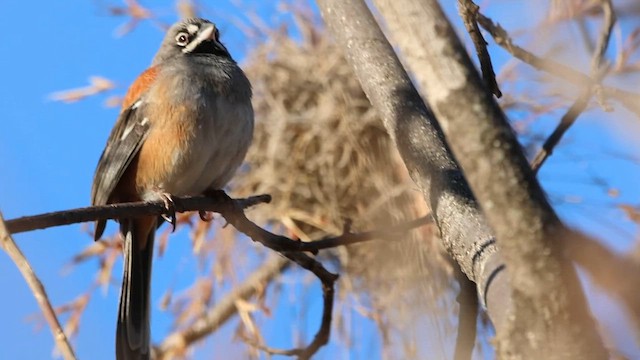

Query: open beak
left=182, top=24, right=219, bottom=53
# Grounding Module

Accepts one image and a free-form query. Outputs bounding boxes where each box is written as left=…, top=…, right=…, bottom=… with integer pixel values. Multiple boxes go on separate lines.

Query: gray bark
left=317, top=0, right=607, bottom=358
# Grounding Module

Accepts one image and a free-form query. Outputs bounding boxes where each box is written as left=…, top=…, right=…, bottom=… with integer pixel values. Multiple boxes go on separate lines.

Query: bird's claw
left=198, top=210, right=214, bottom=222
left=158, top=193, right=177, bottom=232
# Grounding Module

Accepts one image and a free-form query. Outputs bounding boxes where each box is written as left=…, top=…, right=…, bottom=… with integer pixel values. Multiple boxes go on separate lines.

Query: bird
left=91, top=18, right=254, bottom=360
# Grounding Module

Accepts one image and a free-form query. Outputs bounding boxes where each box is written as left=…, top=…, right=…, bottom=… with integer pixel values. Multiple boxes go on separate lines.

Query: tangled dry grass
left=231, top=9, right=454, bottom=354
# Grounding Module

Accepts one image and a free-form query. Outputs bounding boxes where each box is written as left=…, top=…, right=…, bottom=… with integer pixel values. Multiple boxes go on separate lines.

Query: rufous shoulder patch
left=121, top=66, right=160, bottom=110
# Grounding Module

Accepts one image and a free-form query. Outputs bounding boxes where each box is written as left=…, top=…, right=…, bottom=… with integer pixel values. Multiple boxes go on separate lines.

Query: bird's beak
left=182, top=24, right=218, bottom=53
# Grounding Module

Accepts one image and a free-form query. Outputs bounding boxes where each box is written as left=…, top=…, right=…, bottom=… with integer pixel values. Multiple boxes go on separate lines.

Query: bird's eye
left=175, top=32, right=189, bottom=46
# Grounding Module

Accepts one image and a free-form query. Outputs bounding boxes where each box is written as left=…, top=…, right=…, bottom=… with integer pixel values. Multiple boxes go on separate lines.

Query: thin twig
left=476, top=11, right=639, bottom=117
left=155, top=256, right=290, bottom=359
left=453, top=259, right=478, bottom=360
left=590, top=0, right=616, bottom=75
left=530, top=0, right=616, bottom=173
left=241, top=279, right=335, bottom=360
left=530, top=90, right=592, bottom=173
left=297, top=215, right=432, bottom=251
left=458, top=0, right=502, bottom=97
left=0, top=212, right=77, bottom=360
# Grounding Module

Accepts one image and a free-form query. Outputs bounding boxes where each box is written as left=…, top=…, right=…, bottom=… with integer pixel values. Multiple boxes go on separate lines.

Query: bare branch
left=296, top=215, right=432, bottom=251
left=458, top=0, right=502, bottom=97
left=370, top=0, right=606, bottom=357
left=155, top=256, right=290, bottom=359
left=476, top=12, right=640, bottom=117
left=241, top=279, right=334, bottom=360
left=564, top=230, right=640, bottom=329
left=6, top=191, right=434, bottom=358
left=531, top=90, right=592, bottom=173
left=531, top=0, right=615, bottom=173
left=453, top=261, right=478, bottom=360
left=0, top=212, right=77, bottom=360
left=590, top=0, right=616, bottom=75
left=5, top=194, right=271, bottom=235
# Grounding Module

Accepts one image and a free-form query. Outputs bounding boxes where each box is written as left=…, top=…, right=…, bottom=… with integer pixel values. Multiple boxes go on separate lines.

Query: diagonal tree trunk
left=316, top=0, right=607, bottom=357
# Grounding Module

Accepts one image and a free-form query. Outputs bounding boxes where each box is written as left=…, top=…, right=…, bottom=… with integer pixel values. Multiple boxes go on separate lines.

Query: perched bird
left=91, top=18, right=254, bottom=360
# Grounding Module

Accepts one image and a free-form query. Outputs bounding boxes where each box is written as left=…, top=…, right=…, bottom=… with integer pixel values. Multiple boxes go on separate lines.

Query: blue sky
left=1, top=1, right=639, bottom=359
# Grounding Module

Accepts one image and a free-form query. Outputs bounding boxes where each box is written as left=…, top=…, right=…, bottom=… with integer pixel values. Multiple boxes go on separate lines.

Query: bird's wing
left=91, top=67, right=159, bottom=239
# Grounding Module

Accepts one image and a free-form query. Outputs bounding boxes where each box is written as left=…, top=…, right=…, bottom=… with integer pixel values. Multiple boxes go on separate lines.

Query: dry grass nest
left=230, top=13, right=450, bottom=299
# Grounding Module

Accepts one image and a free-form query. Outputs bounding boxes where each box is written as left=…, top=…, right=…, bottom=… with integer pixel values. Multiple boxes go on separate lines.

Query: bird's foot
left=154, top=190, right=177, bottom=232
left=198, top=189, right=229, bottom=222
left=198, top=210, right=214, bottom=222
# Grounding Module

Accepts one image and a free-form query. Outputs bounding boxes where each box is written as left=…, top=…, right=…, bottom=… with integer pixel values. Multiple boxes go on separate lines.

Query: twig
left=5, top=192, right=430, bottom=359
left=155, top=256, right=290, bottom=359
left=530, top=0, right=615, bottom=173
left=530, top=90, right=592, bottom=173
left=453, top=259, right=478, bottom=360
left=476, top=11, right=639, bottom=117
left=590, top=0, right=616, bottom=75
left=0, top=212, right=77, bottom=360
left=5, top=194, right=271, bottom=235
left=458, top=0, right=502, bottom=97
left=297, top=215, right=432, bottom=251
left=241, top=279, right=334, bottom=360
left=5, top=195, right=431, bottom=253
left=563, top=229, right=640, bottom=329
left=212, top=192, right=338, bottom=359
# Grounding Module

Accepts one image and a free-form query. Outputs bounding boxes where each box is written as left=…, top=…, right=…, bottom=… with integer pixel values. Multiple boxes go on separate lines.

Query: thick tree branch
left=0, top=212, right=77, bottom=360
left=316, top=0, right=504, bottom=343
left=371, top=0, right=605, bottom=357
left=315, top=0, right=610, bottom=357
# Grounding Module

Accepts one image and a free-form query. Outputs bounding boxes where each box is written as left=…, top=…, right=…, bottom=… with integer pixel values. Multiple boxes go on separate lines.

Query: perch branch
left=5, top=194, right=271, bottom=235
left=5, top=192, right=430, bottom=359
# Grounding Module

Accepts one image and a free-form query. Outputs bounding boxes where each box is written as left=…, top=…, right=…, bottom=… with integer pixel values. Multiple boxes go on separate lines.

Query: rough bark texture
left=315, top=0, right=502, bottom=315
left=318, top=0, right=607, bottom=358
left=315, top=0, right=505, bottom=335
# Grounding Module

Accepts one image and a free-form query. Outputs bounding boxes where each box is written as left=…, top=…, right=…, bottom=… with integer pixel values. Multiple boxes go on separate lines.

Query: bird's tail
left=116, top=218, right=155, bottom=360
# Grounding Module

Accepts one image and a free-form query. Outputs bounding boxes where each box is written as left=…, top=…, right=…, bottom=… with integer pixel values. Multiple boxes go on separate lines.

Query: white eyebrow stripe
left=186, top=24, right=199, bottom=34
left=182, top=24, right=214, bottom=53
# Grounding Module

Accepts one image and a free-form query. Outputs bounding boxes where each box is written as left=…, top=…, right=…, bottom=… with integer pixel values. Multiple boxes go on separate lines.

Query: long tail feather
left=116, top=219, right=155, bottom=360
